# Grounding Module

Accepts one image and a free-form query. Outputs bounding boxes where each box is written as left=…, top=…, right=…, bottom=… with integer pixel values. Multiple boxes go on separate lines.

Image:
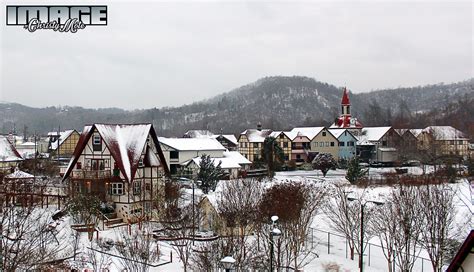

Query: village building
left=62, top=124, right=169, bottom=223
left=417, top=126, right=470, bottom=159
left=357, top=127, right=401, bottom=163
left=288, top=132, right=311, bottom=165
left=181, top=151, right=251, bottom=179
left=237, top=125, right=273, bottom=162
left=330, top=87, right=363, bottom=136
left=159, top=137, right=227, bottom=175
left=48, top=130, right=80, bottom=160
left=328, top=129, right=357, bottom=161
left=0, top=135, right=23, bottom=173
left=290, top=127, right=339, bottom=160
left=183, top=130, right=239, bottom=151
left=269, top=131, right=293, bottom=162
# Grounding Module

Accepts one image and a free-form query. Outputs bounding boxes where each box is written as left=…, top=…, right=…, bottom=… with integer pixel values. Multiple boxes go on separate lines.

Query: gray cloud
left=1, top=0, right=472, bottom=109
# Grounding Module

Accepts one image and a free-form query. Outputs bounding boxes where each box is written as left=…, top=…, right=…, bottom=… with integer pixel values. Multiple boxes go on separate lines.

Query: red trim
left=447, top=230, right=474, bottom=271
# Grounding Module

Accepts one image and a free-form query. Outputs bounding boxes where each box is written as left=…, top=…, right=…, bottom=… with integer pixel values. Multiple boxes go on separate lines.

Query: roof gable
left=63, top=124, right=169, bottom=182
left=0, top=136, right=23, bottom=162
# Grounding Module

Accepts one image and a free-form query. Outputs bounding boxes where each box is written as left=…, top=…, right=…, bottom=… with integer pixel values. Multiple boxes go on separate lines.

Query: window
left=144, top=202, right=151, bottom=213
left=110, top=183, right=124, bottom=195
left=254, top=143, right=259, bottom=148
left=348, top=141, right=355, bottom=146
left=330, top=142, right=335, bottom=147
left=280, top=134, right=284, bottom=139
left=322, top=131, right=326, bottom=137
left=133, top=181, right=141, bottom=195
left=325, top=142, right=329, bottom=147
left=170, top=151, right=179, bottom=160
left=76, top=162, right=82, bottom=169
left=92, top=134, right=102, bottom=151
left=382, top=141, right=387, bottom=146
left=283, top=142, right=288, bottom=148
left=138, top=158, right=144, bottom=167
left=458, top=140, right=463, bottom=145
left=284, top=155, right=289, bottom=161
left=319, top=142, right=324, bottom=147
left=339, top=142, right=345, bottom=147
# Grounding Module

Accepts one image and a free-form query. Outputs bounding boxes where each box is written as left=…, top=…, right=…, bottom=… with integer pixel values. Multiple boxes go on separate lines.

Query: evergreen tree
left=345, top=157, right=367, bottom=184
left=197, top=154, right=225, bottom=194
left=261, top=137, right=284, bottom=177
left=312, top=153, right=337, bottom=177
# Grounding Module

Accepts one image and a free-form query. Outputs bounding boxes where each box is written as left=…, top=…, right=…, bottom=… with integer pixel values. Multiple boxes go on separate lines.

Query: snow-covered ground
left=12, top=166, right=472, bottom=271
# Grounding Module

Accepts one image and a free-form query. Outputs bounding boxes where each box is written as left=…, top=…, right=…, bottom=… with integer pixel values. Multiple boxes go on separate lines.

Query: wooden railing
left=71, top=170, right=111, bottom=179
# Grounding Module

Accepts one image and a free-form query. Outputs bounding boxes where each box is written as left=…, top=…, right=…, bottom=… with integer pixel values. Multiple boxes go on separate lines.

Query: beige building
left=417, top=126, right=470, bottom=159
left=269, top=131, right=293, bottom=162
left=291, top=127, right=339, bottom=159
left=49, top=130, right=80, bottom=159
left=238, top=128, right=272, bottom=162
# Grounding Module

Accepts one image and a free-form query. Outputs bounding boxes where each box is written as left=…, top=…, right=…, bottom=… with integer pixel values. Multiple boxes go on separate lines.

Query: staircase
left=101, top=212, right=127, bottom=229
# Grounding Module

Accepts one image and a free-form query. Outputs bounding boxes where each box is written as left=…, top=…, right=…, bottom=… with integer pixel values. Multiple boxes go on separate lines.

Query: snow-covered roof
left=290, top=127, right=325, bottom=140
left=410, top=129, right=423, bottom=137
left=0, top=135, right=23, bottom=162
left=216, top=134, right=238, bottom=145
left=328, top=129, right=355, bottom=139
left=223, top=151, right=251, bottom=165
left=50, top=130, right=76, bottom=150
left=358, top=127, right=392, bottom=143
left=18, top=141, right=36, bottom=147
left=422, top=126, right=469, bottom=141
left=4, top=169, right=34, bottom=179
left=184, top=156, right=241, bottom=169
left=182, top=151, right=250, bottom=169
left=240, top=129, right=272, bottom=143
left=63, top=124, right=168, bottom=183
left=159, top=137, right=226, bottom=151
left=183, top=130, right=214, bottom=138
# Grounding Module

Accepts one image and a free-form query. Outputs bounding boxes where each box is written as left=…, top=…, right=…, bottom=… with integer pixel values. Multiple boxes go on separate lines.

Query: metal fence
left=308, top=228, right=433, bottom=272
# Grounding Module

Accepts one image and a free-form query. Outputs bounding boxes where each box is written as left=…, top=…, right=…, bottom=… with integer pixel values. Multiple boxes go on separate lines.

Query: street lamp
left=347, top=197, right=384, bottom=272
left=220, top=256, right=236, bottom=272
left=269, top=215, right=281, bottom=272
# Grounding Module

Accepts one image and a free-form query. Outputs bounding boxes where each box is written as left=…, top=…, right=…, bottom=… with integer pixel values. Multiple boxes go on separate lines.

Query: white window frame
left=111, top=183, right=124, bottom=195
left=93, top=134, right=101, bottom=145
left=133, top=181, right=141, bottom=195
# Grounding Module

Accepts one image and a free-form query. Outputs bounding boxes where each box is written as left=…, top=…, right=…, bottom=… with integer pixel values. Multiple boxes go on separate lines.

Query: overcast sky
left=1, top=0, right=472, bottom=110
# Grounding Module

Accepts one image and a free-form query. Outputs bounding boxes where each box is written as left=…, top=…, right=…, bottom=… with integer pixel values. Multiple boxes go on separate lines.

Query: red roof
left=63, top=124, right=169, bottom=183
left=341, top=87, right=350, bottom=105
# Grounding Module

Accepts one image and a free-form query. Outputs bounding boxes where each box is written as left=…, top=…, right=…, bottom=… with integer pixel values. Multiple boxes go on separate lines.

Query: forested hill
left=1, top=76, right=472, bottom=138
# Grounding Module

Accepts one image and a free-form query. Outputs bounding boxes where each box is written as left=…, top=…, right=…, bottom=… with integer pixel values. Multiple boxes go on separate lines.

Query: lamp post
left=220, top=256, right=236, bottom=272
left=347, top=197, right=384, bottom=272
left=269, top=215, right=281, bottom=272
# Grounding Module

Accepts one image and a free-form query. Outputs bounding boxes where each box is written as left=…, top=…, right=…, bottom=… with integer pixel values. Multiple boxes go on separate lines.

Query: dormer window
left=93, top=134, right=102, bottom=151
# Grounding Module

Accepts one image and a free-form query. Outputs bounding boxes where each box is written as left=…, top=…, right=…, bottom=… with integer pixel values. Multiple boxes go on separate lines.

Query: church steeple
left=341, top=87, right=351, bottom=116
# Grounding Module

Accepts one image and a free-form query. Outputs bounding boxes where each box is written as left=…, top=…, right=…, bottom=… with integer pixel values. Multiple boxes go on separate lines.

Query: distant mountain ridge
left=1, top=76, right=472, bottom=137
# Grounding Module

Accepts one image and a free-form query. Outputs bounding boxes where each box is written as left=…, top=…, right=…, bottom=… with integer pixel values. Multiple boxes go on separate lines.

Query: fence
left=308, top=228, right=432, bottom=272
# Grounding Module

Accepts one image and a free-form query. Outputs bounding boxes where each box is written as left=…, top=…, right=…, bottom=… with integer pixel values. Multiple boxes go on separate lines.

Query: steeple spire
left=341, top=87, right=350, bottom=105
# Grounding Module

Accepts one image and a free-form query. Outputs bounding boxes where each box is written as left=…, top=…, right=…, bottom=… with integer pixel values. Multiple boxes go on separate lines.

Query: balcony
left=71, top=170, right=112, bottom=180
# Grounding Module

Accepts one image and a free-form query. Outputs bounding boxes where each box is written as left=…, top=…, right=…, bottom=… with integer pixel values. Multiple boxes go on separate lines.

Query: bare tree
left=115, top=223, right=160, bottom=272
left=216, top=179, right=264, bottom=268
left=85, top=239, right=112, bottom=271
left=369, top=200, right=397, bottom=272
left=162, top=204, right=194, bottom=272
left=391, top=183, right=423, bottom=272
left=323, top=184, right=366, bottom=261
left=419, top=182, right=460, bottom=272
left=257, top=181, right=326, bottom=270
left=0, top=203, right=71, bottom=270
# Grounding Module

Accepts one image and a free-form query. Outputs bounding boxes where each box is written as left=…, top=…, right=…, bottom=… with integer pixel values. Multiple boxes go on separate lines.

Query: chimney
left=257, top=122, right=262, bottom=131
